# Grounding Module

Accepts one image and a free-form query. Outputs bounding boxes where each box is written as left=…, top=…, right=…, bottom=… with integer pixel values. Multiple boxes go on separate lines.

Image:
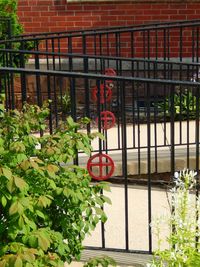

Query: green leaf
left=30, top=161, right=39, bottom=170
left=9, top=202, right=18, bottom=215
left=4, top=192, right=12, bottom=200
left=95, top=197, right=104, bottom=206
left=101, top=213, right=107, bottom=223
left=14, top=256, right=23, bottom=267
left=20, top=160, right=30, bottom=171
left=1, top=196, right=7, bottom=207
left=101, top=182, right=111, bottom=192
left=17, top=153, right=27, bottom=163
left=38, top=196, right=52, bottom=208
left=18, top=216, right=24, bottom=229
left=102, top=195, right=112, bottom=205
left=86, top=207, right=92, bottom=217
left=14, top=176, right=28, bottom=190
left=0, top=260, right=6, bottom=267
left=25, top=263, right=34, bottom=267
left=47, top=164, right=59, bottom=173
left=24, top=219, right=36, bottom=230
left=9, top=201, right=24, bottom=215
left=7, top=177, right=15, bottom=193
left=47, top=178, right=56, bottom=188
left=38, top=233, right=51, bottom=251
left=95, top=207, right=103, bottom=215
left=67, top=116, right=79, bottom=128
left=93, top=215, right=99, bottom=225
left=91, top=132, right=105, bottom=140
left=36, top=210, right=45, bottom=219
left=0, top=138, right=4, bottom=146
left=2, top=167, right=12, bottom=180
left=28, top=236, right=38, bottom=248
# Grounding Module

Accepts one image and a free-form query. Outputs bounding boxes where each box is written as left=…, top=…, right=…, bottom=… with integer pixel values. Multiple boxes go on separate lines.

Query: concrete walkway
left=80, top=120, right=199, bottom=176
left=83, top=184, right=171, bottom=252
left=64, top=185, right=171, bottom=266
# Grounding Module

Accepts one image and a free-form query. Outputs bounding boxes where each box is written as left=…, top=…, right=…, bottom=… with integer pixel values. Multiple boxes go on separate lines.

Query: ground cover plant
left=155, top=88, right=198, bottom=121
left=149, top=170, right=200, bottom=267
left=0, top=102, right=111, bottom=267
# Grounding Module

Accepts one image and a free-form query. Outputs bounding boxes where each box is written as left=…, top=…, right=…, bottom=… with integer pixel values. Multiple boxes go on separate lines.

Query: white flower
left=174, top=172, right=179, bottom=179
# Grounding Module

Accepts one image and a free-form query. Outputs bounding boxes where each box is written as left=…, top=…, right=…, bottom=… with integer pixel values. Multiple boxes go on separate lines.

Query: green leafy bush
left=0, top=0, right=23, bottom=39
left=84, top=256, right=116, bottom=267
left=155, top=89, right=198, bottom=120
left=0, top=0, right=34, bottom=69
left=0, top=103, right=111, bottom=267
left=58, top=92, right=71, bottom=116
left=149, top=170, right=200, bottom=267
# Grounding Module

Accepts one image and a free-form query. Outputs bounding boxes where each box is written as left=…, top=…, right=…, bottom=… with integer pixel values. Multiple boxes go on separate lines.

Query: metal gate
left=0, top=20, right=200, bottom=254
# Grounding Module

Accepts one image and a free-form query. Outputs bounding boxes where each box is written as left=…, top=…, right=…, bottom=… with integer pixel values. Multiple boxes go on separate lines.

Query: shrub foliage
left=0, top=103, right=110, bottom=267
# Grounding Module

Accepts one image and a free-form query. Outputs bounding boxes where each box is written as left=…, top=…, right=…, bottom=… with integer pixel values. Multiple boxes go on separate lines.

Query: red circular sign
left=91, top=84, right=112, bottom=104
left=87, top=153, right=115, bottom=181
left=104, top=68, right=116, bottom=76
left=96, top=111, right=116, bottom=130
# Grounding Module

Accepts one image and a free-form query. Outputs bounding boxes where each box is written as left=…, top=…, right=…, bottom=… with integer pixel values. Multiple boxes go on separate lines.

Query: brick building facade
left=17, top=1, right=200, bottom=34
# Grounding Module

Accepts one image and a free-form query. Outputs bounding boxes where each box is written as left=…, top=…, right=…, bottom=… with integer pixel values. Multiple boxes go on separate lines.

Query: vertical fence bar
left=20, top=42, right=27, bottom=104
left=196, top=27, right=199, bottom=63
left=83, top=35, right=91, bottom=133
left=179, top=27, right=183, bottom=62
left=170, top=84, right=175, bottom=175
left=47, top=74, right=53, bottom=134
left=146, top=81, right=152, bottom=253
left=186, top=87, right=190, bottom=168
left=35, top=51, right=42, bottom=107
left=121, top=80, right=129, bottom=251
left=195, top=83, right=200, bottom=248
left=195, top=84, right=199, bottom=175
left=96, top=79, right=105, bottom=249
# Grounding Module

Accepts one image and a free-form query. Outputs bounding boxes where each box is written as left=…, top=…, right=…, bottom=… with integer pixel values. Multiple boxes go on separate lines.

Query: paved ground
left=41, top=120, right=197, bottom=265
left=65, top=185, right=172, bottom=266
left=83, top=184, right=171, bottom=259
left=78, top=120, right=198, bottom=176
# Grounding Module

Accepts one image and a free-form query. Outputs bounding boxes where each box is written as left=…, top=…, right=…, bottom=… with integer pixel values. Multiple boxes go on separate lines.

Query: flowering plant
left=148, top=170, right=200, bottom=267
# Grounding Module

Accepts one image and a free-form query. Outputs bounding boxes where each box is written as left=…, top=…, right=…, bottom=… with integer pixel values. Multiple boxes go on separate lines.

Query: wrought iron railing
left=0, top=20, right=200, bottom=254
left=1, top=19, right=200, bottom=60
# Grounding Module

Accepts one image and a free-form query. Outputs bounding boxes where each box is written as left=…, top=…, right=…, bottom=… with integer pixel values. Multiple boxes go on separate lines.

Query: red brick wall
left=17, top=1, right=200, bottom=34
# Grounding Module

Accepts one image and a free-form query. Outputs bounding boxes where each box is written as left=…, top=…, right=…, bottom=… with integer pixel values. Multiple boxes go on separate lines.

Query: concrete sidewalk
left=64, top=184, right=170, bottom=266
left=83, top=184, right=171, bottom=251
left=79, top=120, right=199, bottom=176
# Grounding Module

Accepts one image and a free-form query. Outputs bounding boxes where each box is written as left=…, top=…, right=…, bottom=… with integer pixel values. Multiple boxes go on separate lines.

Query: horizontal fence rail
left=1, top=48, right=200, bottom=80
left=12, top=19, right=200, bottom=39
left=1, top=20, right=200, bottom=60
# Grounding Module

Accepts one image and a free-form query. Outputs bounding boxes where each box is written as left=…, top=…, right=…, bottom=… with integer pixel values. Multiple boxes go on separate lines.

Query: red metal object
left=87, top=153, right=115, bottom=181
left=104, top=68, right=116, bottom=88
left=91, top=84, right=112, bottom=104
left=104, top=68, right=117, bottom=76
left=96, top=111, right=116, bottom=130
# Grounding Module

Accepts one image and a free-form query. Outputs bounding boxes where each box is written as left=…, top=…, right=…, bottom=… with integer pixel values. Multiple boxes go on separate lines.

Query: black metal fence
left=0, top=20, right=200, bottom=254
left=1, top=19, right=200, bottom=60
